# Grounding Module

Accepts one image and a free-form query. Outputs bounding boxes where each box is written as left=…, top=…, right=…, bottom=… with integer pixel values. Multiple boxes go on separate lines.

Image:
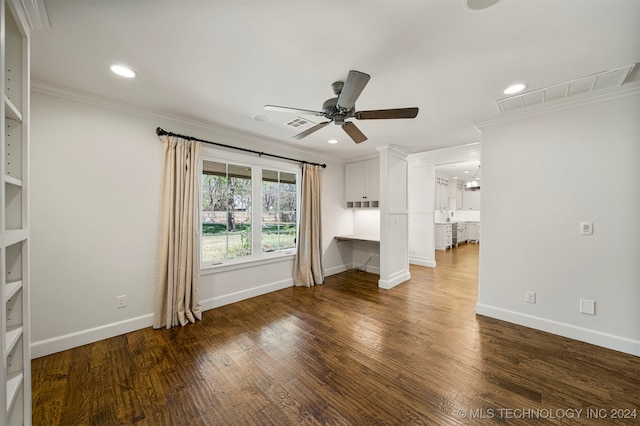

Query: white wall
left=30, top=90, right=352, bottom=357
left=476, top=88, right=640, bottom=355
left=350, top=209, right=381, bottom=273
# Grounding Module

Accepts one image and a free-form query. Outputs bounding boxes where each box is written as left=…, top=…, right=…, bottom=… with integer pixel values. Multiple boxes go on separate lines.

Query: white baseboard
left=31, top=278, right=295, bottom=359
left=476, top=303, right=640, bottom=356
left=200, top=278, right=292, bottom=311
left=378, top=270, right=411, bottom=290
left=409, top=256, right=436, bottom=268
left=31, top=314, right=154, bottom=359
left=324, top=263, right=352, bottom=277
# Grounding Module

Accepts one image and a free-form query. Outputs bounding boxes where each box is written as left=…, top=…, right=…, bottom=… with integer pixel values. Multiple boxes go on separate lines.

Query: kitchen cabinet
left=456, top=183, right=463, bottom=210
left=453, top=222, right=468, bottom=246
left=435, top=175, right=449, bottom=210
left=435, top=224, right=452, bottom=250
left=467, top=222, right=480, bottom=243
left=462, top=188, right=481, bottom=210
left=345, top=158, right=379, bottom=208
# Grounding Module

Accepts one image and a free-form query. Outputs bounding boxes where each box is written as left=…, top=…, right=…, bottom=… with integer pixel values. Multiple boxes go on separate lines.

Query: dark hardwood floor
left=32, top=244, right=639, bottom=425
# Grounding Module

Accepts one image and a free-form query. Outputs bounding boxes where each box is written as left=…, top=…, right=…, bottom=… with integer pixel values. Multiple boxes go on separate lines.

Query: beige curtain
left=293, top=164, right=324, bottom=286
left=153, top=135, right=202, bottom=329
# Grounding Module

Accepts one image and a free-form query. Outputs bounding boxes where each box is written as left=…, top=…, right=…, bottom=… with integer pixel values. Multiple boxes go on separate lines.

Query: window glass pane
left=279, top=213, right=296, bottom=250
left=280, top=192, right=296, bottom=212
left=261, top=169, right=297, bottom=253
left=202, top=160, right=252, bottom=262
left=262, top=189, right=278, bottom=213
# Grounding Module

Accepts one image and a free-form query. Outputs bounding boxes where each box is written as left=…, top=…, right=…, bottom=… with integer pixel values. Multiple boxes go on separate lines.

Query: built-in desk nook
left=335, top=234, right=380, bottom=273
left=335, top=234, right=380, bottom=243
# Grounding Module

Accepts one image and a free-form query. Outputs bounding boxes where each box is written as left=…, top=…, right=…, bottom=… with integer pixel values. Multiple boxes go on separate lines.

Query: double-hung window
left=200, top=150, right=299, bottom=267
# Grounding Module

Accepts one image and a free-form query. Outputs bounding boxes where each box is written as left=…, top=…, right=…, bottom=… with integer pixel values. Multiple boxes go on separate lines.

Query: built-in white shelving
left=1, top=0, right=31, bottom=424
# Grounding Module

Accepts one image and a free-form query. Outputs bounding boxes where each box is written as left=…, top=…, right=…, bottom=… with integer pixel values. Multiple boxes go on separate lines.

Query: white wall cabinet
left=456, top=183, right=463, bottom=210
left=435, top=175, right=449, bottom=210
left=1, top=1, right=30, bottom=424
left=462, top=188, right=481, bottom=210
left=345, top=158, right=379, bottom=208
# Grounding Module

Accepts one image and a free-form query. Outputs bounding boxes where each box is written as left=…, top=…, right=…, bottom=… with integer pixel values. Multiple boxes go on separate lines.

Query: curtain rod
left=156, top=127, right=327, bottom=168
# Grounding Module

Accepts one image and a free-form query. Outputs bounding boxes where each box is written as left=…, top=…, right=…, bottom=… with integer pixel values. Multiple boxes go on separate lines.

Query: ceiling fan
left=264, top=70, right=419, bottom=144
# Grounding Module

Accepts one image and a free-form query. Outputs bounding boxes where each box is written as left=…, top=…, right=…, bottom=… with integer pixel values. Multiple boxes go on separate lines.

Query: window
left=201, top=161, right=252, bottom=262
left=262, top=170, right=297, bottom=253
left=201, top=155, right=299, bottom=266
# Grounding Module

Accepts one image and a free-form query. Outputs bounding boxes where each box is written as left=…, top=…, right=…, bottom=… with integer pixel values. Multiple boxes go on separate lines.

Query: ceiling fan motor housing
left=322, top=97, right=340, bottom=118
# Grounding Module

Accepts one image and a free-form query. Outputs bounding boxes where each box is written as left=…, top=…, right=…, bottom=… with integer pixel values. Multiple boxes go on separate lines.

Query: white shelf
left=3, top=95, right=22, bottom=122
left=0, top=229, right=28, bottom=248
left=6, top=373, right=23, bottom=412
left=4, top=175, right=22, bottom=187
left=5, top=280, right=22, bottom=300
left=5, top=327, right=22, bottom=356
left=2, top=1, right=31, bottom=423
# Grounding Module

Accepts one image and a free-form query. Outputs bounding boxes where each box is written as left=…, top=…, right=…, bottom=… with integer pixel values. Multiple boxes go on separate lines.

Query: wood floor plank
left=32, top=244, right=640, bottom=425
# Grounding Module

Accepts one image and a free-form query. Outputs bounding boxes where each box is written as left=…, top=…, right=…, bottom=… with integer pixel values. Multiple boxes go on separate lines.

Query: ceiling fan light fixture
left=110, top=64, right=137, bottom=78
left=503, top=83, right=527, bottom=95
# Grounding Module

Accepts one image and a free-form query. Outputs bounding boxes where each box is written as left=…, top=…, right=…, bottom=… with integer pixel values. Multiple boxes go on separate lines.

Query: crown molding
left=475, top=83, right=640, bottom=130
left=31, top=79, right=344, bottom=165
left=15, top=0, right=50, bottom=29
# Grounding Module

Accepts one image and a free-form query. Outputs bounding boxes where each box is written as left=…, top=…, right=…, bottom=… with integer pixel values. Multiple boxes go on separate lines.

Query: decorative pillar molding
left=377, top=145, right=411, bottom=289
left=17, top=0, right=50, bottom=29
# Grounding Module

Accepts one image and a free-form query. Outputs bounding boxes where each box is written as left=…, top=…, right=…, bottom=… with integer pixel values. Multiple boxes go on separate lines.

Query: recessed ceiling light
left=464, top=0, right=501, bottom=11
left=453, top=177, right=459, bottom=179
left=464, top=171, right=470, bottom=174
left=252, top=114, right=271, bottom=123
left=328, top=139, right=338, bottom=144
left=503, top=83, right=527, bottom=95
left=110, top=64, right=137, bottom=78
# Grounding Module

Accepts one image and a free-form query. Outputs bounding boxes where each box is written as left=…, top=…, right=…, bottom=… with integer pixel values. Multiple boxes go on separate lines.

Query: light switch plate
left=580, top=222, right=593, bottom=235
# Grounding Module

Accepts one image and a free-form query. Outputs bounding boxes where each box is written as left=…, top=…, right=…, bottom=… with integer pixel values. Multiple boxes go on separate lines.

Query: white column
left=377, top=145, right=410, bottom=289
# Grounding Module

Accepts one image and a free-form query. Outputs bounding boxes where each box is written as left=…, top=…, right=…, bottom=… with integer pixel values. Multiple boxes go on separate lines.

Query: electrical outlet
left=525, top=291, right=536, bottom=304
left=116, top=295, right=127, bottom=309
left=580, top=299, right=595, bottom=315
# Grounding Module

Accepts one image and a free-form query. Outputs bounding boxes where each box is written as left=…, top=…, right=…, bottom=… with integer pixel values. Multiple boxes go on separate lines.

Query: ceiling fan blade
left=292, top=122, right=330, bottom=140
left=355, top=107, right=419, bottom=120
left=342, top=122, right=368, bottom=144
left=264, top=104, right=324, bottom=117
left=337, top=70, right=371, bottom=111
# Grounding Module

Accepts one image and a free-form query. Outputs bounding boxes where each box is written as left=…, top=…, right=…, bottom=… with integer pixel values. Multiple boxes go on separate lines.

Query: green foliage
left=261, top=223, right=296, bottom=234
left=202, top=223, right=250, bottom=235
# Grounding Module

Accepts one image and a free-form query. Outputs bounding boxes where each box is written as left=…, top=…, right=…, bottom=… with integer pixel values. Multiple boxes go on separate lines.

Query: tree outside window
left=201, top=159, right=299, bottom=265
left=262, top=170, right=297, bottom=253
left=201, top=161, right=252, bottom=262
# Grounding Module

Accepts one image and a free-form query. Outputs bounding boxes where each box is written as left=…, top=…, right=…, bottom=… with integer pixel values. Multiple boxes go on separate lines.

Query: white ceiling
left=32, top=0, right=640, bottom=161
left=436, top=160, right=481, bottom=184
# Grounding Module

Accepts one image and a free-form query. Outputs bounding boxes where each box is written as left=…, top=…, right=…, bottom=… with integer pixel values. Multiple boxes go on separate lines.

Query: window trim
left=199, top=146, right=301, bottom=270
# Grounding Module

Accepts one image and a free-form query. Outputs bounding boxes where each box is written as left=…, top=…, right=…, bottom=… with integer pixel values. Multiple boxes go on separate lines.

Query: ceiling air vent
left=283, top=116, right=316, bottom=132
left=496, top=64, right=636, bottom=113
